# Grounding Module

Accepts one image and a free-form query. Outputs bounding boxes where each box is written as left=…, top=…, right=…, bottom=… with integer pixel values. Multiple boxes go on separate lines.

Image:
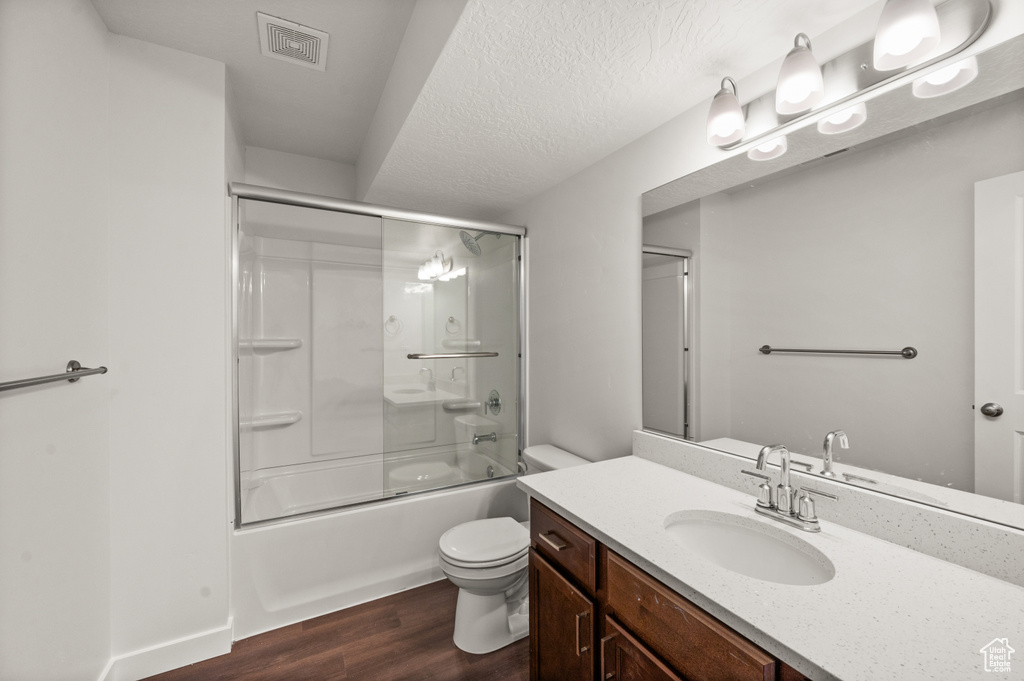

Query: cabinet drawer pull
left=600, top=633, right=617, bottom=679
left=539, top=531, right=568, bottom=551
left=576, top=611, right=590, bottom=656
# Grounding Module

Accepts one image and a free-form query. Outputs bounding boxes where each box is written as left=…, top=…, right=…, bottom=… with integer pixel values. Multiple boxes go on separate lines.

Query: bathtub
left=231, top=455, right=526, bottom=639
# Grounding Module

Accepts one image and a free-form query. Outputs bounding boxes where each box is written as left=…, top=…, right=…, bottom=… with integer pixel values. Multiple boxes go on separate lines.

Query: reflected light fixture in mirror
left=747, top=135, right=788, bottom=161
left=817, top=102, right=868, bottom=134
left=706, top=77, right=745, bottom=146
left=873, top=0, right=942, bottom=71
left=776, top=34, right=825, bottom=115
left=913, top=55, right=979, bottom=97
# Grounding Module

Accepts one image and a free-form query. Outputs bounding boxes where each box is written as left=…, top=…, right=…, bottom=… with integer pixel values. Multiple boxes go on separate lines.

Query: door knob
left=980, top=402, right=1004, bottom=417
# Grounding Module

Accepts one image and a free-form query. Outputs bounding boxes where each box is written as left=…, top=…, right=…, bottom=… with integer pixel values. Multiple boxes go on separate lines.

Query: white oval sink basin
left=664, top=510, right=835, bottom=586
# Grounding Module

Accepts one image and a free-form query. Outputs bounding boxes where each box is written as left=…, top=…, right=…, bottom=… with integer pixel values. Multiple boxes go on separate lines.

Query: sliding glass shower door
left=235, top=197, right=521, bottom=526
left=381, top=218, right=520, bottom=497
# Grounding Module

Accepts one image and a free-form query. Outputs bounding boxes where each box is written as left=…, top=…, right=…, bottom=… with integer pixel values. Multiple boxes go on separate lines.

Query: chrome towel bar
left=407, top=352, right=498, bottom=359
left=759, top=345, right=917, bottom=359
left=0, top=360, right=108, bottom=393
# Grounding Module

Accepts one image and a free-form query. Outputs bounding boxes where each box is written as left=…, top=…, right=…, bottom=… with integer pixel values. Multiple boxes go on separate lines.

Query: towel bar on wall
left=758, top=345, right=918, bottom=359
left=0, top=360, right=108, bottom=393
left=407, top=352, right=498, bottom=359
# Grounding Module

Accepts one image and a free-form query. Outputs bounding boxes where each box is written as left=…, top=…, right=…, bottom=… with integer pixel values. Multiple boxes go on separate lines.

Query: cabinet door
left=601, top=616, right=684, bottom=681
left=530, top=549, right=595, bottom=681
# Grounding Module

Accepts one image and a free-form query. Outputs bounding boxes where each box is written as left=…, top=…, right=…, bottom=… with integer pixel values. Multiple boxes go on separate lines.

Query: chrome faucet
left=742, top=444, right=838, bottom=532
left=472, top=432, right=497, bottom=445
left=821, top=430, right=849, bottom=477
left=419, top=367, right=435, bottom=391
left=756, top=444, right=795, bottom=514
left=450, top=366, right=465, bottom=382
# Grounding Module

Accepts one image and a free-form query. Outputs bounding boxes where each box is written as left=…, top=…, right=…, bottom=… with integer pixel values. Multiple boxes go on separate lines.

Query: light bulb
left=776, top=34, right=824, bottom=115
left=912, top=55, right=978, bottom=98
left=817, top=102, right=868, bottom=135
left=417, top=263, right=429, bottom=281
left=873, top=0, right=941, bottom=71
left=747, top=135, right=788, bottom=162
left=706, top=77, right=744, bottom=146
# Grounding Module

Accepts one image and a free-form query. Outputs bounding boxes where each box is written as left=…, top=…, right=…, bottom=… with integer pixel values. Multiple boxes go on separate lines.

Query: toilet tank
left=522, top=444, right=588, bottom=473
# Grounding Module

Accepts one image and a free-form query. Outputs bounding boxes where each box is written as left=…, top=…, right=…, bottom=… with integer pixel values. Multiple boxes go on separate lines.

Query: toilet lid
left=439, top=517, right=529, bottom=564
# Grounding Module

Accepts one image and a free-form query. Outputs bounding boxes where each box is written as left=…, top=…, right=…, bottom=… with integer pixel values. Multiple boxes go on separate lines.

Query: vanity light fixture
left=873, top=0, right=942, bottom=71
left=816, top=102, right=868, bottom=134
left=706, top=77, right=745, bottom=147
left=776, top=34, right=825, bottom=115
left=912, top=54, right=979, bottom=97
left=747, top=135, right=788, bottom=161
left=703, top=0, right=988, bottom=152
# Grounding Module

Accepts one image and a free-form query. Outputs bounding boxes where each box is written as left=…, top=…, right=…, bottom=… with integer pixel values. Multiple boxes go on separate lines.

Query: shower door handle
left=407, top=352, right=498, bottom=359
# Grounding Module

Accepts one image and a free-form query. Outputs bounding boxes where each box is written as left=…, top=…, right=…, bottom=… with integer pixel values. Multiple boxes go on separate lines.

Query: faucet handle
left=741, top=470, right=773, bottom=508
left=797, top=487, right=838, bottom=522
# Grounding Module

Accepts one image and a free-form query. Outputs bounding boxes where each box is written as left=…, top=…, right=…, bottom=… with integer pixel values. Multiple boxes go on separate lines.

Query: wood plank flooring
left=143, top=580, right=529, bottom=681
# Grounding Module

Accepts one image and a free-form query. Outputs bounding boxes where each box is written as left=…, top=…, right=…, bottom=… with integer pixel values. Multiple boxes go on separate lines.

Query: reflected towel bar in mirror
left=759, top=345, right=917, bottom=359
left=407, top=352, right=498, bottom=359
left=0, top=360, right=108, bottom=393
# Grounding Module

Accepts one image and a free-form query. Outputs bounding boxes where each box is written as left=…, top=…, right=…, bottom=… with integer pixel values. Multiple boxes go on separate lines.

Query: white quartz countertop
left=517, top=456, right=1024, bottom=681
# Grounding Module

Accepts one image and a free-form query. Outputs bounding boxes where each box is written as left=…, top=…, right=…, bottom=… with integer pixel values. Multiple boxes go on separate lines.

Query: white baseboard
left=97, top=619, right=233, bottom=681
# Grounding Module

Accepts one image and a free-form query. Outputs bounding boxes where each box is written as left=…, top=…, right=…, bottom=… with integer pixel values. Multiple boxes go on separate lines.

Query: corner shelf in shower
left=239, top=338, right=303, bottom=352
left=240, top=411, right=302, bottom=429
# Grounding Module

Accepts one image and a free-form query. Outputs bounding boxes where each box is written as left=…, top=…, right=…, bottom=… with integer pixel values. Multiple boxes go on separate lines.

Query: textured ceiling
left=90, top=0, right=884, bottom=218
left=90, top=0, right=416, bottom=163
left=362, top=0, right=881, bottom=219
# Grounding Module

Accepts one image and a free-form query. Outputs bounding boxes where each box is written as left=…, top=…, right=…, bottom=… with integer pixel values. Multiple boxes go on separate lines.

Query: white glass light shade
left=776, top=35, right=824, bottom=115
left=873, top=0, right=941, bottom=71
left=417, top=263, right=429, bottom=280
left=707, top=78, right=744, bottom=146
left=817, top=102, right=868, bottom=135
left=912, top=55, right=978, bottom=98
left=747, top=135, right=787, bottom=162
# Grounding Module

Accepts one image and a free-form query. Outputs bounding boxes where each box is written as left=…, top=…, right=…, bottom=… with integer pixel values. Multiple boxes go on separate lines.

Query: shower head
left=459, top=230, right=483, bottom=256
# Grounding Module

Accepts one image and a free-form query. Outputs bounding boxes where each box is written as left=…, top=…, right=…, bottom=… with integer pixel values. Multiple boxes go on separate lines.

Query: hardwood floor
left=143, top=580, right=529, bottom=681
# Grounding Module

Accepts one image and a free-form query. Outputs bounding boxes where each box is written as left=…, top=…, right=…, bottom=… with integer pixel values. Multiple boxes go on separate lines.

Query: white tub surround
left=231, top=477, right=526, bottom=639
left=635, top=430, right=1024, bottom=585
left=518, top=456, right=1024, bottom=681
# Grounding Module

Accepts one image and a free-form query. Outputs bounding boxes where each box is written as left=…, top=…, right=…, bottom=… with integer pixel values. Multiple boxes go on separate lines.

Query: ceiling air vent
left=257, top=12, right=329, bottom=71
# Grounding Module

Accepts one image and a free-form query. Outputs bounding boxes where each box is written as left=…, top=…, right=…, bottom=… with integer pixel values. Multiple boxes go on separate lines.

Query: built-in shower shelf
left=239, top=338, right=303, bottom=351
left=241, top=412, right=303, bottom=429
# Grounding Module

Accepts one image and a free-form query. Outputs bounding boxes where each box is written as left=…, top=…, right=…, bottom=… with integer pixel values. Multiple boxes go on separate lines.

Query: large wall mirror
left=641, top=32, right=1024, bottom=529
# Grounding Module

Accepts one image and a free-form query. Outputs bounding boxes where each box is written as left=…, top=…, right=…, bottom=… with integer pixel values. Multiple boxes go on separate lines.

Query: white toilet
left=438, top=444, right=588, bottom=654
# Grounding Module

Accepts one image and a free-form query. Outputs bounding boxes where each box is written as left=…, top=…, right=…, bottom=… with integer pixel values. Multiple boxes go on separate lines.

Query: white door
left=974, top=170, right=1024, bottom=503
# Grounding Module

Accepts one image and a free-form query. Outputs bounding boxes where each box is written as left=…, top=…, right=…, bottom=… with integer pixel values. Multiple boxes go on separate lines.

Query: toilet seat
left=439, top=517, right=529, bottom=567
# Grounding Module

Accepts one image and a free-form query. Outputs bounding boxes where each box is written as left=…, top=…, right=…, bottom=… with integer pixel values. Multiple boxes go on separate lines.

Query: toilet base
left=452, top=588, right=529, bottom=654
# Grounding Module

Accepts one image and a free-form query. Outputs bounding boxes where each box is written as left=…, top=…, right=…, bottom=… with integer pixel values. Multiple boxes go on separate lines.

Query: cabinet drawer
left=530, top=499, right=597, bottom=592
left=605, top=551, right=775, bottom=681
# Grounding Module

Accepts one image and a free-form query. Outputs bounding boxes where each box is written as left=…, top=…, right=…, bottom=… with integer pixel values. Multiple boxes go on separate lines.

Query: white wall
left=245, top=146, right=356, bottom=200
left=0, top=1, right=112, bottom=679
left=105, top=35, right=231, bottom=679
left=506, top=1, right=1024, bottom=463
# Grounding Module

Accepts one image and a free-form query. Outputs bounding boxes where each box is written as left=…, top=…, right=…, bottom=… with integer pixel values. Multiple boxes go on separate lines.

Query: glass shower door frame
left=230, top=186, right=526, bottom=529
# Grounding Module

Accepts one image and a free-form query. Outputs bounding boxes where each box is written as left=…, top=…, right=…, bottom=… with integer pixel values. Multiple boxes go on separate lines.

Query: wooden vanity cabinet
left=529, top=498, right=811, bottom=681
